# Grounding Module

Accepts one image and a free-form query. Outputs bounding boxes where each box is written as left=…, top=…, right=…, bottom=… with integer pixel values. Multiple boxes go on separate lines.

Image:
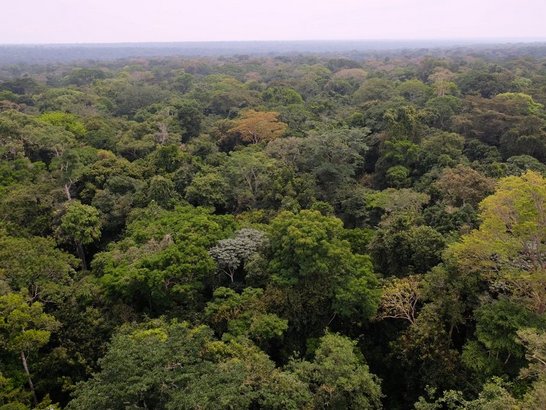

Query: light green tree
left=288, top=333, right=383, bottom=409
left=448, top=171, right=546, bottom=313
left=0, top=293, right=59, bottom=406
left=56, top=201, right=101, bottom=270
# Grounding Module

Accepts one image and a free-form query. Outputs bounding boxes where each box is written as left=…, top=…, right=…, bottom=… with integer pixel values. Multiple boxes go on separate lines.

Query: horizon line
left=2, top=37, right=546, bottom=47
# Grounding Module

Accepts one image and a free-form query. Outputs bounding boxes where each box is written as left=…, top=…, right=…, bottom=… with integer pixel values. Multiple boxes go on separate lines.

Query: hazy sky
left=2, top=0, right=546, bottom=44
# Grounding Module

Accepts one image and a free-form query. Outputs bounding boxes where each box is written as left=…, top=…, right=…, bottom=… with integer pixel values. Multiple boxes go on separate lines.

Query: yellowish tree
left=447, top=171, right=546, bottom=313
left=377, top=276, right=421, bottom=324
left=229, top=110, right=287, bottom=144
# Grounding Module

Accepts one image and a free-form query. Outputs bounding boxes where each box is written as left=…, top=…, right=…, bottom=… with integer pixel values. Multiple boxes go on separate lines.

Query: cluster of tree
left=1, top=44, right=546, bottom=409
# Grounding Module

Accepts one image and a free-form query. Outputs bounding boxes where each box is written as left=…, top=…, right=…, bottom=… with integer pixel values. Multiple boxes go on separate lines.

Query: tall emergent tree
left=56, top=201, right=101, bottom=270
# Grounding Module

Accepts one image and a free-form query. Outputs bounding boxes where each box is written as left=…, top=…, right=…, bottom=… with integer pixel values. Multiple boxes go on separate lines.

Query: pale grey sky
left=2, top=0, right=546, bottom=44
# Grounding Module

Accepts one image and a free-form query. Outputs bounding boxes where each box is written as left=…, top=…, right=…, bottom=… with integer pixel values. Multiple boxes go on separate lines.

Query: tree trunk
left=20, top=351, right=38, bottom=407
left=76, top=241, right=88, bottom=271
left=63, top=183, right=72, bottom=201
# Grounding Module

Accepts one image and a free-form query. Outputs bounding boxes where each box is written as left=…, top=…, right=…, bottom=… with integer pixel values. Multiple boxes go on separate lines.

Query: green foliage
left=185, top=170, right=229, bottom=209
left=267, top=210, right=380, bottom=329
left=221, top=148, right=286, bottom=211
left=174, top=98, right=203, bottom=141
left=456, top=69, right=512, bottom=98
left=57, top=201, right=101, bottom=246
left=494, top=92, right=544, bottom=115
left=0, top=293, right=58, bottom=354
left=67, top=319, right=310, bottom=410
left=424, top=95, right=462, bottom=128
left=63, top=68, right=107, bottom=86
left=262, top=86, right=304, bottom=106
left=98, top=79, right=169, bottom=117
left=434, top=165, right=496, bottom=207
left=38, top=112, right=87, bottom=137
left=0, top=294, right=60, bottom=409
left=397, top=79, right=432, bottom=106
left=386, top=165, right=411, bottom=188
left=375, top=139, right=421, bottom=186
left=94, top=204, right=234, bottom=313
left=4, top=46, right=546, bottom=410
left=288, top=333, right=383, bottom=409
left=354, top=78, right=396, bottom=103
left=393, top=304, right=462, bottom=398
left=147, top=175, right=177, bottom=208
left=448, top=172, right=545, bottom=298
left=370, top=223, right=446, bottom=276
left=419, top=131, right=465, bottom=168
left=462, top=300, right=546, bottom=377
left=205, top=287, right=288, bottom=342
left=0, top=233, right=77, bottom=302
left=293, top=128, right=370, bottom=200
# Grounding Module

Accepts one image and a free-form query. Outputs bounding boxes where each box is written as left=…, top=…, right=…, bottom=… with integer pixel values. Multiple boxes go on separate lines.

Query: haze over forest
left=1, top=1, right=546, bottom=410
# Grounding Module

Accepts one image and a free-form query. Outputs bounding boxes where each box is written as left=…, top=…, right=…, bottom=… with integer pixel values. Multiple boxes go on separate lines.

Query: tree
left=419, top=131, right=465, bottom=169
left=295, top=129, right=369, bottom=200
left=0, top=293, right=59, bottom=406
left=209, top=228, right=267, bottom=283
left=288, top=333, right=383, bottom=409
left=50, top=148, right=84, bottom=201
left=383, top=105, right=425, bottom=141
left=38, top=112, right=87, bottom=137
left=205, top=287, right=288, bottom=343
left=416, top=328, right=546, bottom=409
left=506, top=155, right=546, bottom=175
left=385, top=165, right=411, bottom=188
left=56, top=201, right=101, bottom=270
left=367, top=188, right=430, bottom=223
left=462, top=300, right=546, bottom=378
left=147, top=175, right=178, bottom=209
left=448, top=171, right=546, bottom=313
left=492, top=92, right=544, bottom=116
left=397, top=79, right=432, bottom=106
left=228, top=110, right=287, bottom=145
left=424, top=95, right=462, bottom=129
left=500, top=133, right=546, bottom=163
left=435, top=165, right=496, bottom=207
left=354, top=78, right=395, bottom=103
left=94, top=204, right=235, bottom=313
left=428, top=67, right=458, bottom=97
left=67, top=319, right=310, bottom=410
left=393, top=304, right=462, bottom=401
left=414, top=379, right=518, bottom=410
left=63, top=67, right=107, bottom=86
left=517, top=328, right=546, bottom=380
left=267, top=210, right=380, bottom=332
left=97, top=78, right=168, bottom=117
left=369, top=223, right=446, bottom=277
left=375, top=139, right=421, bottom=187
left=184, top=171, right=229, bottom=210
left=456, top=69, right=512, bottom=98
left=192, top=74, right=257, bottom=116
left=377, top=275, right=421, bottom=324
left=452, top=94, right=544, bottom=147
left=0, top=233, right=77, bottom=302
left=262, top=86, right=304, bottom=106
left=222, top=148, right=284, bottom=211
left=174, top=98, right=203, bottom=141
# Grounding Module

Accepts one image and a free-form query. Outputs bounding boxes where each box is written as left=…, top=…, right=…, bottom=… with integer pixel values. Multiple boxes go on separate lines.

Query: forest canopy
left=1, top=44, right=546, bottom=409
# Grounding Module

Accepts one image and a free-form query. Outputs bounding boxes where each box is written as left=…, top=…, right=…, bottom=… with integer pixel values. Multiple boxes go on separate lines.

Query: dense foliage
left=1, top=44, right=546, bottom=409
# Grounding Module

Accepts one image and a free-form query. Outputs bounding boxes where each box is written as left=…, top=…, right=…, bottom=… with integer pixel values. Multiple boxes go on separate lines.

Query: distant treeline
left=1, top=40, right=546, bottom=66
